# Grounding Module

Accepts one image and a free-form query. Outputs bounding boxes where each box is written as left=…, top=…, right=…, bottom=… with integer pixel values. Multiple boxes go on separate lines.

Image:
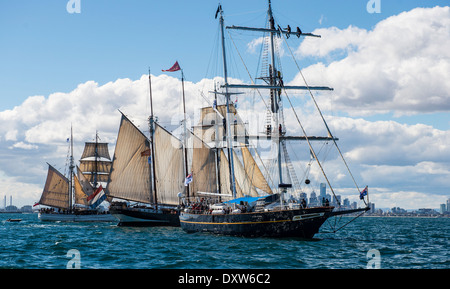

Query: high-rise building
left=332, top=195, right=342, bottom=206
left=343, top=198, right=350, bottom=207
left=440, top=204, right=446, bottom=214
left=320, top=183, right=326, bottom=199
left=369, top=202, right=375, bottom=212
left=309, top=191, right=318, bottom=207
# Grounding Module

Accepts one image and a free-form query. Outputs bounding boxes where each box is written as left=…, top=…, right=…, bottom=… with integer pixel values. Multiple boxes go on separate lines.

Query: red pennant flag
left=140, top=148, right=151, bottom=156
left=162, top=61, right=181, bottom=72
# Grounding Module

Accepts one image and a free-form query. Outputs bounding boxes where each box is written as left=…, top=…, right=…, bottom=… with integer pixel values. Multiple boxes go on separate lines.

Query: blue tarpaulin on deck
left=224, top=196, right=262, bottom=205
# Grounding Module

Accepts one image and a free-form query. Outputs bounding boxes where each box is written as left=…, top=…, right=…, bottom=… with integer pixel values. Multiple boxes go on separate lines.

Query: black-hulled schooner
left=106, top=63, right=193, bottom=227
left=37, top=129, right=115, bottom=222
left=179, top=1, right=369, bottom=238
left=106, top=110, right=185, bottom=226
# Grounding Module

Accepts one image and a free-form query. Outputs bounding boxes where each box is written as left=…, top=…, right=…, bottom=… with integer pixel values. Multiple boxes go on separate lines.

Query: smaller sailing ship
left=106, top=112, right=184, bottom=226
left=37, top=129, right=116, bottom=222
left=107, top=66, right=191, bottom=226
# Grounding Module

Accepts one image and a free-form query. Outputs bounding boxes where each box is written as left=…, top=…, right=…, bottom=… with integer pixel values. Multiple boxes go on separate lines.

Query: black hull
left=179, top=207, right=334, bottom=238
left=110, top=205, right=180, bottom=227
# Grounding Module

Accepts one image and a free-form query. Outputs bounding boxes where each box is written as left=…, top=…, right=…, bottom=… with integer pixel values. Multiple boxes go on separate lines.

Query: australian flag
left=360, top=186, right=368, bottom=200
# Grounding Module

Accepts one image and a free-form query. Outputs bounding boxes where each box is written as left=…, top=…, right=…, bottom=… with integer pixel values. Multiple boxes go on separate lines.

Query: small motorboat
left=6, top=218, right=22, bottom=222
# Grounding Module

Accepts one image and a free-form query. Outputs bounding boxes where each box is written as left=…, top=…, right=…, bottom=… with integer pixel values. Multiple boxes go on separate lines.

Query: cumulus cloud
left=292, top=6, right=450, bottom=116
left=0, top=74, right=224, bottom=207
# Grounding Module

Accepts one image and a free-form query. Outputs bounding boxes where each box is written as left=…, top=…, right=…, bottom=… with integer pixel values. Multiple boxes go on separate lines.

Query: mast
left=69, top=125, right=74, bottom=210
left=267, top=0, right=284, bottom=186
left=220, top=0, right=339, bottom=200
left=219, top=5, right=237, bottom=198
left=213, top=85, right=221, bottom=196
left=148, top=68, right=158, bottom=207
left=93, top=131, right=99, bottom=190
left=181, top=69, right=190, bottom=199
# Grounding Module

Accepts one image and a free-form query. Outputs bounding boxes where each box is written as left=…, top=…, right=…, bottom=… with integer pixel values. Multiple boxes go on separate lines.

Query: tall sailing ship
left=179, top=1, right=369, bottom=238
left=37, top=129, right=115, bottom=222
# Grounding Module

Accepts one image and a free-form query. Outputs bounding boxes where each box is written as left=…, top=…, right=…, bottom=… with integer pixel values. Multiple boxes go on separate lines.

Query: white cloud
left=5, top=129, right=18, bottom=141
left=368, top=188, right=449, bottom=210
left=0, top=74, right=224, bottom=207
left=292, top=6, right=450, bottom=116
left=296, top=25, right=368, bottom=58
left=9, top=142, right=38, bottom=150
left=1, top=72, right=449, bottom=209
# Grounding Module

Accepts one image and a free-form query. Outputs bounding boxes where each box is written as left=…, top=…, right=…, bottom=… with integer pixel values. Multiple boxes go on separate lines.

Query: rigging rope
left=277, top=26, right=365, bottom=204
left=227, top=30, right=273, bottom=122
left=283, top=89, right=340, bottom=207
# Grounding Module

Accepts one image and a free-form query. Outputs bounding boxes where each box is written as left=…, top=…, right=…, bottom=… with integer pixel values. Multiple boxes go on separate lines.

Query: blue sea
left=0, top=213, right=448, bottom=269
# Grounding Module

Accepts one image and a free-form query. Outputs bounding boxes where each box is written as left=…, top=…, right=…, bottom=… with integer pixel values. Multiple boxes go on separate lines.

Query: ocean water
left=0, top=213, right=448, bottom=269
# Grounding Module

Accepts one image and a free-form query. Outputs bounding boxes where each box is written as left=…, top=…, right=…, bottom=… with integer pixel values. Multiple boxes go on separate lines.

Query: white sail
left=39, top=164, right=70, bottom=209
left=232, top=150, right=259, bottom=197
left=196, top=104, right=246, bottom=145
left=219, top=149, right=244, bottom=199
left=106, top=114, right=153, bottom=204
left=153, top=123, right=184, bottom=205
left=241, top=146, right=273, bottom=195
left=189, top=132, right=217, bottom=197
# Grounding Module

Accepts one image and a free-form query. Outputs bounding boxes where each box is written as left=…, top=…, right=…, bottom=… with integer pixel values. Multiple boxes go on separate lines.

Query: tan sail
left=241, top=146, right=273, bottom=195
left=84, top=173, right=110, bottom=183
left=81, top=142, right=111, bottom=160
left=39, top=164, right=70, bottom=209
left=196, top=104, right=246, bottom=144
left=232, top=150, right=259, bottom=197
left=219, top=149, right=244, bottom=199
left=189, top=132, right=217, bottom=197
left=79, top=160, right=111, bottom=174
left=73, top=174, right=89, bottom=206
left=153, top=123, right=185, bottom=205
left=106, top=114, right=153, bottom=204
left=76, top=165, right=94, bottom=197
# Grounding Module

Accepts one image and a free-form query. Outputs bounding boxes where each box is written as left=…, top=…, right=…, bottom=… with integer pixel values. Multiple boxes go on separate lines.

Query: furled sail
left=153, top=123, right=185, bottom=205
left=39, top=164, right=70, bottom=209
left=106, top=114, right=153, bottom=204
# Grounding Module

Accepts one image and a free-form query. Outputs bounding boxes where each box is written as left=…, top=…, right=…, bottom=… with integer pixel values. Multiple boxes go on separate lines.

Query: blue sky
left=1, top=0, right=447, bottom=110
left=0, top=0, right=449, bottom=210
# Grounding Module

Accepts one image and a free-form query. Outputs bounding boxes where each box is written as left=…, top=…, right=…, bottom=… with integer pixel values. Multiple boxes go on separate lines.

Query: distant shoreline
left=361, top=214, right=449, bottom=218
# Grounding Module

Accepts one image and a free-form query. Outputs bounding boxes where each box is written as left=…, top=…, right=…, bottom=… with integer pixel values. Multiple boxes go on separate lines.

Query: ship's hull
left=38, top=212, right=116, bottom=222
left=110, top=204, right=180, bottom=227
left=179, top=206, right=334, bottom=238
